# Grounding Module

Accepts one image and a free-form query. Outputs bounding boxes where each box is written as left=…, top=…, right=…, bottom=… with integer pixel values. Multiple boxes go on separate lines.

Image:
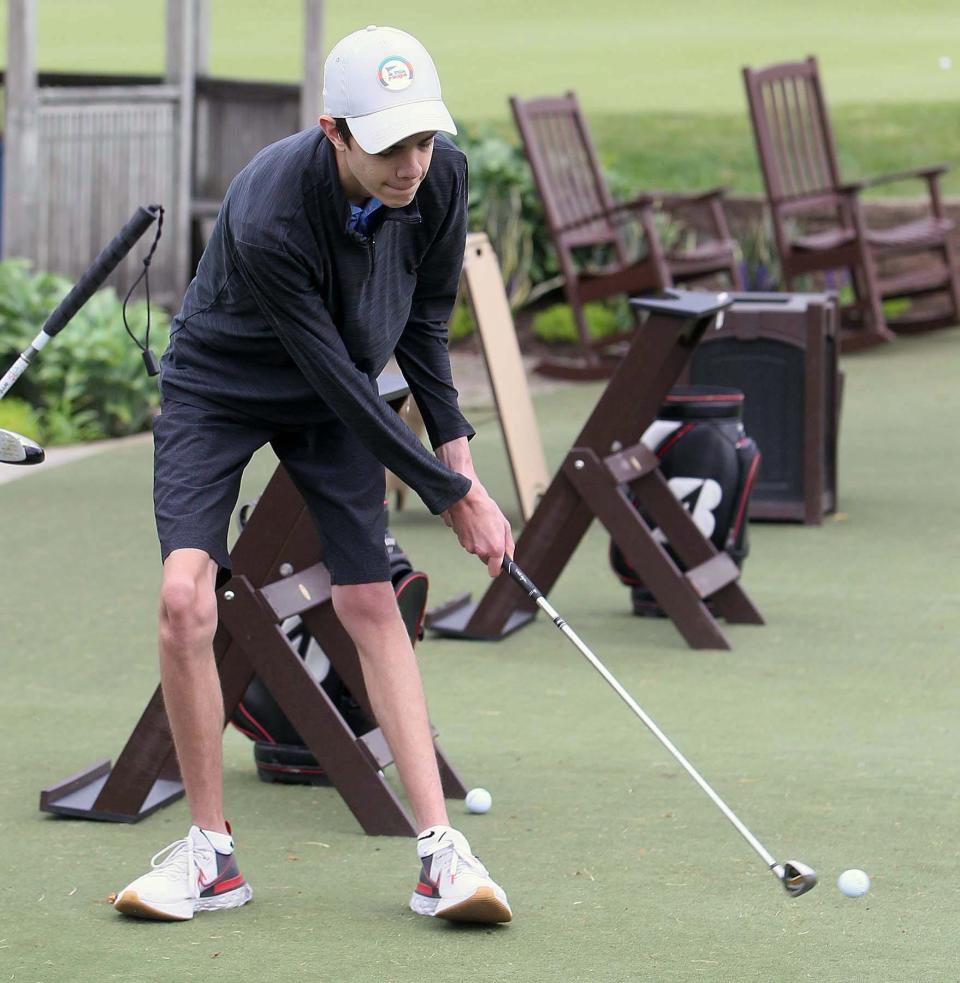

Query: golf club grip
left=501, top=556, right=542, bottom=601
left=41, top=204, right=161, bottom=338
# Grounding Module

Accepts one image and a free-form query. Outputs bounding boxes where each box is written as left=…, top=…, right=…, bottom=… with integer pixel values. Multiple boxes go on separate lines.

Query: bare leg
left=332, top=581, right=448, bottom=830
left=158, top=548, right=228, bottom=833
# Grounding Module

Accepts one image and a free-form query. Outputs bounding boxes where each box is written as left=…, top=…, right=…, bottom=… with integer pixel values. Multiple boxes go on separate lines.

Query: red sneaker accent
left=214, top=874, right=246, bottom=895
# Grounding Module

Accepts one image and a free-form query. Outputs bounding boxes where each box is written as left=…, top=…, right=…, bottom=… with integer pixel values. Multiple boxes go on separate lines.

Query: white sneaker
left=114, top=825, right=253, bottom=921
left=409, top=825, right=512, bottom=923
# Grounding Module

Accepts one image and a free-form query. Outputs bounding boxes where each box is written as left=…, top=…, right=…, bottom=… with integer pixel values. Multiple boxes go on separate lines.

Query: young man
left=113, top=25, right=514, bottom=925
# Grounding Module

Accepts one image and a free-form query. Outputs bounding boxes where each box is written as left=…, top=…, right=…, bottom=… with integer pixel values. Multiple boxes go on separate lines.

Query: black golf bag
left=610, top=385, right=761, bottom=616
left=230, top=506, right=429, bottom=785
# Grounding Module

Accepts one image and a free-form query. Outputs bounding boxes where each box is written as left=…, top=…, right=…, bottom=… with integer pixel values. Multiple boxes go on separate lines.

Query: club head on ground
left=773, top=860, right=817, bottom=897
left=0, top=428, right=45, bottom=466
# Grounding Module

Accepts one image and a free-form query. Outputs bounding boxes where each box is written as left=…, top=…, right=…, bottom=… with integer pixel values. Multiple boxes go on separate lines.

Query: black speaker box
left=689, top=292, right=841, bottom=524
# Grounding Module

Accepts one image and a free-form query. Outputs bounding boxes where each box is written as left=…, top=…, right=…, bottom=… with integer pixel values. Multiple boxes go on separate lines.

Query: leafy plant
left=735, top=217, right=780, bottom=291
left=0, top=397, right=44, bottom=442
left=447, top=298, right=477, bottom=341
left=454, top=122, right=562, bottom=311
left=531, top=301, right=625, bottom=344
left=836, top=281, right=911, bottom=321
left=0, top=259, right=169, bottom=445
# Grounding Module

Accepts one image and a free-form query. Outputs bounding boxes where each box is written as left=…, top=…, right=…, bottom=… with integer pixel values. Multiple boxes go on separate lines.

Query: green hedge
left=453, top=122, right=562, bottom=314
left=0, top=259, right=169, bottom=445
left=531, top=301, right=625, bottom=344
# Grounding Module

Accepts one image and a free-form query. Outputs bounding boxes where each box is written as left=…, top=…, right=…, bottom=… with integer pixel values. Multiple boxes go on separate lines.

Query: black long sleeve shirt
left=160, top=129, right=474, bottom=514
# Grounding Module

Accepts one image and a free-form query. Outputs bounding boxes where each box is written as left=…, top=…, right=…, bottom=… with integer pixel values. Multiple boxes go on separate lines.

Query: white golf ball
left=939, top=55, right=952, bottom=70
left=465, top=787, right=492, bottom=814
left=837, top=868, right=870, bottom=898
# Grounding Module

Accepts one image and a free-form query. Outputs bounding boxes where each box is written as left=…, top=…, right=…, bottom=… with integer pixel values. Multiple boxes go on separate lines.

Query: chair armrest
left=655, top=187, right=734, bottom=242
left=769, top=186, right=861, bottom=209
left=654, top=186, right=728, bottom=209
left=858, top=165, right=949, bottom=189
left=555, top=194, right=655, bottom=233
left=833, top=182, right=866, bottom=196
left=770, top=187, right=863, bottom=220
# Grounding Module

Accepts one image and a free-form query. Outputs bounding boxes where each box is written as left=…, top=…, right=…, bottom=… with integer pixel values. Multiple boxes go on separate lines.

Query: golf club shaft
left=0, top=204, right=161, bottom=400
left=501, top=557, right=778, bottom=870
left=0, top=332, right=54, bottom=399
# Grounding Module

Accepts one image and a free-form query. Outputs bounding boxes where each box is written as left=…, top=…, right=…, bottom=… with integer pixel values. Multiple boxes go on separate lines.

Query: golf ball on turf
left=837, top=868, right=870, bottom=898
left=465, top=787, right=492, bottom=814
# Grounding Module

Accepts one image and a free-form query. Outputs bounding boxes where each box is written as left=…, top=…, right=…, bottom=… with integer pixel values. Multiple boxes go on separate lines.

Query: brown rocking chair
left=510, top=91, right=743, bottom=379
left=743, top=56, right=960, bottom=352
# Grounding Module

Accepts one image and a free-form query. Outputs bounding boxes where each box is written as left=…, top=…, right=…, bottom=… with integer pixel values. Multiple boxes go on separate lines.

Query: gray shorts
left=153, top=397, right=391, bottom=585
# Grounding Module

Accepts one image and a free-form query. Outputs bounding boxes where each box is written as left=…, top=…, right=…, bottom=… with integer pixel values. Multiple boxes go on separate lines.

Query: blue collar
left=347, top=197, right=383, bottom=236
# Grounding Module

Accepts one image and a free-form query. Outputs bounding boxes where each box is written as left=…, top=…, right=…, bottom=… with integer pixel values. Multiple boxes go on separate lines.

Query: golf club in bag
left=230, top=501, right=429, bottom=785
left=502, top=556, right=817, bottom=898
left=0, top=204, right=163, bottom=465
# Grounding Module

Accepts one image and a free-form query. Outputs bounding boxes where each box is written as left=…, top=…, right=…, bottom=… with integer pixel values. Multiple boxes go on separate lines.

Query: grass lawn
left=1, top=0, right=958, bottom=194
left=1, top=326, right=959, bottom=981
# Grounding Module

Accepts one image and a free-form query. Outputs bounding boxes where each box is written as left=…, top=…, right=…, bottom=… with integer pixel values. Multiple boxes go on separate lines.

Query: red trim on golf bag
left=256, top=761, right=328, bottom=775
left=654, top=422, right=695, bottom=460
left=663, top=390, right=745, bottom=404
left=232, top=701, right=277, bottom=744
left=392, top=570, right=429, bottom=642
left=727, top=440, right=762, bottom=553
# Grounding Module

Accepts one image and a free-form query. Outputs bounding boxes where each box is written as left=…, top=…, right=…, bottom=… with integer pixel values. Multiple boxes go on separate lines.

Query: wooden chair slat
left=785, top=77, right=816, bottom=194
left=510, top=91, right=741, bottom=378
left=743, top=56, right=960, bottom=350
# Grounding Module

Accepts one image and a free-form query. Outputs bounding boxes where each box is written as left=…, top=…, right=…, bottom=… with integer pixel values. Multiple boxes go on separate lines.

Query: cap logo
left=378, top=56, right=414, bottom=91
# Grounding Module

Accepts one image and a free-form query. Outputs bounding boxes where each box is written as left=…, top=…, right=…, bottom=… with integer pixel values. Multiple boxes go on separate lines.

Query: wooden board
left=462, top=232, right=549, bottom=521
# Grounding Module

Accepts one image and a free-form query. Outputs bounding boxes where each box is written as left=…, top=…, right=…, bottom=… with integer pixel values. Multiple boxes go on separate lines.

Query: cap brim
left=346, top=100, right=457, bottom=154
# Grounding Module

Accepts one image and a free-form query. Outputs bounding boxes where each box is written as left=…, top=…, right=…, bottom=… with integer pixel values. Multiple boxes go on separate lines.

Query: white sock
left=195, top=826, right=234, bottom=855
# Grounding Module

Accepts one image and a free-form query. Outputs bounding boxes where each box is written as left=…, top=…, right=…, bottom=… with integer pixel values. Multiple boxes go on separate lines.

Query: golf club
left=501, top=556, right=817, bottom=898
left=0, top=204, right=162, bottom=465
left=0, top=428, right=45, bottom=466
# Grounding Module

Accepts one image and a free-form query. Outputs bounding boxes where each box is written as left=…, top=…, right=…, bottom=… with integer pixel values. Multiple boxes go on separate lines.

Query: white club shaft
left=533, top=593, right=778, bottom=869
left=0, top=357, right=31, bottom=398
left=0, top=331, right=52, bottom=399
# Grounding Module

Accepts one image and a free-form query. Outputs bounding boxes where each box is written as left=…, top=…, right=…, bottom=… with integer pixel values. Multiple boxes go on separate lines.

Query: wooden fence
left=194, top=78, right=300, bottom=205
left=32, top=84, right=181, bottom=298
left=2, top=0, right=323, bottom=307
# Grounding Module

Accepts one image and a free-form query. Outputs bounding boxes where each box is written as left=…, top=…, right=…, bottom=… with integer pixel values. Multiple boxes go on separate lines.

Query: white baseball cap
left=322, top=25, right=457, bottom=154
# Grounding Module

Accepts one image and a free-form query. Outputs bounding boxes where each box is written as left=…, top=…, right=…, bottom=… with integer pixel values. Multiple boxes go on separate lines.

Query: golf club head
left=773, top=860, right=817, bottom=897
left=0, top=428, right=45, bottom=466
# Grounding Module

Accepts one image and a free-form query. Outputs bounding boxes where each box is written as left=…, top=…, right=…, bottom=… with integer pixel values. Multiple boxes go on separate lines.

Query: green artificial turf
left=1, top=327, right=959, bottom=981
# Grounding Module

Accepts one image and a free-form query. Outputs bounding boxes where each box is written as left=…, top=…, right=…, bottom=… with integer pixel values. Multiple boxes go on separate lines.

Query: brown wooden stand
left=427, top=292, right=765, bottom=650
left=40, top=376, right=467, bottom=834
